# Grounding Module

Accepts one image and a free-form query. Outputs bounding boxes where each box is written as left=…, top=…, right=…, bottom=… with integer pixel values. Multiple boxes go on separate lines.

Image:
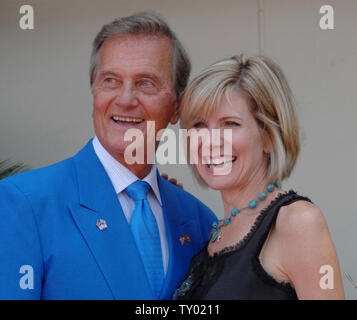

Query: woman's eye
left=193, top=122, right=205, bottom=128
left=225, top=121, right=240, bottom=126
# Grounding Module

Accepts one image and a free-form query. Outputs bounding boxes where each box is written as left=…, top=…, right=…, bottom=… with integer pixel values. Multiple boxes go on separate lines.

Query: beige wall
left=1, top=0, right=356, bottom=298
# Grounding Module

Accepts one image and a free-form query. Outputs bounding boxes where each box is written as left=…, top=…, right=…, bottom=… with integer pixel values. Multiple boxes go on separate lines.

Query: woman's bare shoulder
left=275, top=198, right=328, bottom=237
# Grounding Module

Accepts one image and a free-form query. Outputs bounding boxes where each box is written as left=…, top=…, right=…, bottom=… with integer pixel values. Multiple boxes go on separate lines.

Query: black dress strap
left=173, top=190, right=313, bottom=300
left=248, top=190, right=313, bottom=294
left=250, top=190, right=313, bottom=258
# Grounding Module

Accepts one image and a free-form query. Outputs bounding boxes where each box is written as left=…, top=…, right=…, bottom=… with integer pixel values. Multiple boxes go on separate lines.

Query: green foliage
left=0, top=160, right=29, bottom=180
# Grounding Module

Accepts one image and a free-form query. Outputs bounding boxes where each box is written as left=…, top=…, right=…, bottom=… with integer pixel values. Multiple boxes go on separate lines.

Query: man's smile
left=111, top=115, right=145, bottom=124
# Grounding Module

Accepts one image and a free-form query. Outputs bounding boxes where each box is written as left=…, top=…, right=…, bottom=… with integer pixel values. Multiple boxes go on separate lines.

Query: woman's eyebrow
left=219, top=116, right=243, bottom=121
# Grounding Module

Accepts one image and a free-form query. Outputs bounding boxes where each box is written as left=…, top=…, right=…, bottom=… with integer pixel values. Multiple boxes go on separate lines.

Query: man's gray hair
left=89, top=12, right=191, bottom=99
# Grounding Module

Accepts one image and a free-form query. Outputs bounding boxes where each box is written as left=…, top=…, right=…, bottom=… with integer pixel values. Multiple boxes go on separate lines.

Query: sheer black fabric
left=173, top=190, right=312, bottom=300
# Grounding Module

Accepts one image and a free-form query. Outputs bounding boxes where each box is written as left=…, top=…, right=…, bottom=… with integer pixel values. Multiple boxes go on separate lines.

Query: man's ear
left=169, top=98, right=180, bottom=125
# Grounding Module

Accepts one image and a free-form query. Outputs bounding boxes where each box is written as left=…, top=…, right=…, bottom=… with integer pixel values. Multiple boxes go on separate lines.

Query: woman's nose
left=205, top=128, right=226, bottom=146
left=199, top=128, right=227, bottom=155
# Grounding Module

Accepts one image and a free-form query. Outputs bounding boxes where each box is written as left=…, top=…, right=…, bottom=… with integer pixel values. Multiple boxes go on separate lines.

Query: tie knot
left=125, top=180, right=151, bottom=201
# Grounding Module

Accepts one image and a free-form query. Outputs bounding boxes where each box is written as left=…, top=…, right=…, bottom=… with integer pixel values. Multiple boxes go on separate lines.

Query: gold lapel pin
left=96, top=219, right=108, bottom=231
left=180, top=235, right=191, bottom=246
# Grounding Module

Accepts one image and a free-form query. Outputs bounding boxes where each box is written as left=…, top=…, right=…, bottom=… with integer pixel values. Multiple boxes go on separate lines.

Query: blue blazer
left=0, top=140, right=216, bottom=299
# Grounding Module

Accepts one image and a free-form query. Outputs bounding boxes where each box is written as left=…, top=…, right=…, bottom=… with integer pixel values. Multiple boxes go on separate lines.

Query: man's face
left=92, top=34, right=178, bottom=172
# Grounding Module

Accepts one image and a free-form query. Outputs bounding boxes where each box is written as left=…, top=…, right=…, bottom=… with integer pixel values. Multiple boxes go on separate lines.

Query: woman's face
left=190, top=90, right=269, bottom=191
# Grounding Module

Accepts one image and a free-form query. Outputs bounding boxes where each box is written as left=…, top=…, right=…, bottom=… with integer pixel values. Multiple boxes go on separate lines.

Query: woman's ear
left=261, top=132, right=271, bottom=155
left=263, top=142, right=270, bottom=155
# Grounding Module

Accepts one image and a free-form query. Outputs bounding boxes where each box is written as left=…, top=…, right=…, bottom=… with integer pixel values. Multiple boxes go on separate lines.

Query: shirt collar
left=92, top=136, right=162, bottom=205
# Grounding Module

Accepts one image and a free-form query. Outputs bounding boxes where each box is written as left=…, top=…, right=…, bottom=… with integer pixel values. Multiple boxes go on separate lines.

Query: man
left=0, top=12, right=216, bottom=299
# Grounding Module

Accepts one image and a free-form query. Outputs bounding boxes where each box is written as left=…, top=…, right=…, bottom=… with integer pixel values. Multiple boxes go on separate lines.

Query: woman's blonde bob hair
left=180, top=54, right=300, bottom=185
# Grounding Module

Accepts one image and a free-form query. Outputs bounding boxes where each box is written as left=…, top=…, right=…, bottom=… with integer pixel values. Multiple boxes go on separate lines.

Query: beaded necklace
left=210, top=179, right=280, bottom=243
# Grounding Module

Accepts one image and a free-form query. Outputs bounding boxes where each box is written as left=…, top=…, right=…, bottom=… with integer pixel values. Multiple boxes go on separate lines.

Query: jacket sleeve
left=0, top=181, right=43, bottom=299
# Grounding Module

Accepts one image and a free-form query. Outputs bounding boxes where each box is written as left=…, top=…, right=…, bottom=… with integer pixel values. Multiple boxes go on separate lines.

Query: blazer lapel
left=157, top=176, right=199, bottom=300
left=69, top=140, right=154, bottom=299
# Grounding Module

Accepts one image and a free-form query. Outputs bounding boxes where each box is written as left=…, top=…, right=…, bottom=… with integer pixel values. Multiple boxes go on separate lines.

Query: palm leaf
left=345, top=272, right=357, bottom=289
left=0, top=160, right=29, bottom=180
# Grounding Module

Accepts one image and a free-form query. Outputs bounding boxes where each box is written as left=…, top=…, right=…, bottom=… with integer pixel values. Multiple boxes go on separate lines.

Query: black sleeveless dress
left=173, top=190, right=312, bottom=300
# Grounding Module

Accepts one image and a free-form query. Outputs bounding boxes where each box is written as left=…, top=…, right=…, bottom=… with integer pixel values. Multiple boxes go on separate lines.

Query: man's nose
left=113, top=83, right=139, bottom=108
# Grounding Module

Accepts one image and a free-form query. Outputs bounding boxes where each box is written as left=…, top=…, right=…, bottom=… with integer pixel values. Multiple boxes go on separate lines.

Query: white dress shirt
left=92, top=136, right=169, bottom=275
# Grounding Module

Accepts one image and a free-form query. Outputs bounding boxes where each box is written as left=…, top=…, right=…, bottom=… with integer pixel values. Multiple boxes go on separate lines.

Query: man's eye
left=141, top=80, right=152, bottom=86
left=138, top=79, right=155, bottom=88
left=137, top=79, right=158, bottom=94
left=103, top=78, right=119, bottom=86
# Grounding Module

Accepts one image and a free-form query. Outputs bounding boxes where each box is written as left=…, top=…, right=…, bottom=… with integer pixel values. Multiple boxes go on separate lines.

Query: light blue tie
left=125, top=180, right=164, bottom=298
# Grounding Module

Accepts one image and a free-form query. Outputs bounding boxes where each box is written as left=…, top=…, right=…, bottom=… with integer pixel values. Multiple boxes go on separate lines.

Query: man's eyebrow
left=136, top=73, right=161, bottom=81
left=97, top=71, right=119, bottom=78
left=97, top=71, right=163, bottom=82
left=136, top=73, right=167, bottom=87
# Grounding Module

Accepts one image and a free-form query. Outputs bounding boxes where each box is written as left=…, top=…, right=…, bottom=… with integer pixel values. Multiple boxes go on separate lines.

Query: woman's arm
left=276, top=201, right=345, bottom=299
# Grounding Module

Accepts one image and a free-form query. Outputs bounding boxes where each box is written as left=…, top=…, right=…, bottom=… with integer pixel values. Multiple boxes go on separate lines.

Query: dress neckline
left=206, top=190, right=296, bottom=260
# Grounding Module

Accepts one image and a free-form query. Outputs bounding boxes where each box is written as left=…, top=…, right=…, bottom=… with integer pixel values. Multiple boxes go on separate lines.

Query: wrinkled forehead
left=97, top=34, right=174, bottom=80
left=100, top=33, right=173, bottom=54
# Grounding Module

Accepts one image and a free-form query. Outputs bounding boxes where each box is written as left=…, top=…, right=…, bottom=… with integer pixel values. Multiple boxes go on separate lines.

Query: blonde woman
left=174, top=55, right=345, bottom=299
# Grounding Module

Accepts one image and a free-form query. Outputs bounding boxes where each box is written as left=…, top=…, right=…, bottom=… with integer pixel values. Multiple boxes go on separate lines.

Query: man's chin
left=109, top=143, right=155, bottom=166
left=100, top=141, right=128, bottom=159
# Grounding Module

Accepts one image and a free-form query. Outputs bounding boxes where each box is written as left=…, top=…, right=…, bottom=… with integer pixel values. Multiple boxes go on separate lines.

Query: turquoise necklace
left=210, top=179, right=280, bottom=243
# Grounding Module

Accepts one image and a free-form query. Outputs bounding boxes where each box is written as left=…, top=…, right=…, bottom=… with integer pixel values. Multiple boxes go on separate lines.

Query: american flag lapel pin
left=179, top=235, right=191, bottom=246
left=96, top=219, right=108, bottom=231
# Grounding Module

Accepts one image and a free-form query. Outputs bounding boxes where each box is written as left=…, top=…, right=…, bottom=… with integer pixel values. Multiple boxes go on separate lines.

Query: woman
left=174, top=54, right=345, bottom=299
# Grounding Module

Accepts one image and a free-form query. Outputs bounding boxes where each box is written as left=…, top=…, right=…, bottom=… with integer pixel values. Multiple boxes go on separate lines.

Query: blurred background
left=1, top=0, right=356, bottom=299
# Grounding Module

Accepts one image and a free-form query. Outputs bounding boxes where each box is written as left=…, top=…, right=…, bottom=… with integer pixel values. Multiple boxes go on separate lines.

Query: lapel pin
left=180, top=235, right=191, bottom=246
left=96, top=219, right=108, bottom=231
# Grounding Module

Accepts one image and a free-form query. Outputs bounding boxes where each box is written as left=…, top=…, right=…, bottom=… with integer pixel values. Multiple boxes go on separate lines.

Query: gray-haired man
left=0, top=12, right=216, bottom=299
